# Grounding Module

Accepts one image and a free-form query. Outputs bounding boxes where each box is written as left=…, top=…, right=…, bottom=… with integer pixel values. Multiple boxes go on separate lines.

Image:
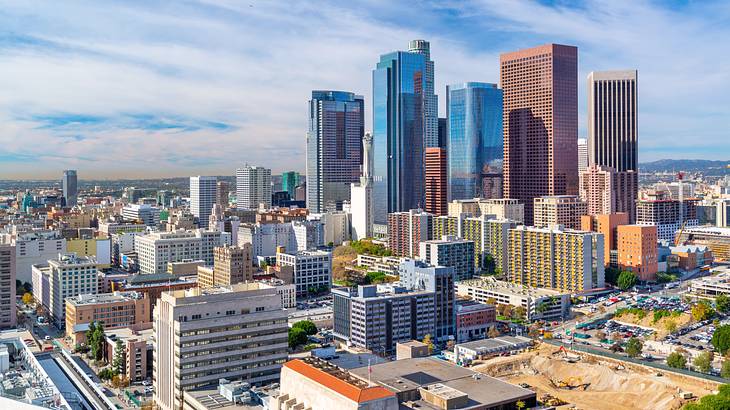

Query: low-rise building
left=167, top=259, right=205, bottom=277
left=276, top=249, right=332, bottom=297
left=453, top=336, right=532, bottom=364
left=105, top=325, right=153, bottom=382
left=31, top=253, right=99, bottom=325
left=670, top=245, right=713, bottom=272
left=65, top=291, right=150, bottom=344
left=455, top=300, right=496, bottom=343
left=355, top=254, right=403, bottom=276
left=111, top=273, right=197, bottom=318
left=690, top=272, right=730, bottom=299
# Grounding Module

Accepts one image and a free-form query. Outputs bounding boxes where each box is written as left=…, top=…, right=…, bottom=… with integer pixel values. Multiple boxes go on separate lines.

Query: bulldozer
left=552, top=376, right=591, bottom=391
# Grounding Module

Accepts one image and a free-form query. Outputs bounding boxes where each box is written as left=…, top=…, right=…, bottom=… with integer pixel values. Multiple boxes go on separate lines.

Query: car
left=44, top=336, right=51, bottom=341
left=142, top=380, right=151, bottom=386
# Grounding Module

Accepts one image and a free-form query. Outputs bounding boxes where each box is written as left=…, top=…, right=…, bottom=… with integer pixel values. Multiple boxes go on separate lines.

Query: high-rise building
left=306, top=91, right=364, bottom=213
left=398, top=259, right=456, bottom=340
left=419, top=235, right=475, bottom=281
left=501, top=44, right=579, bottom=225
left=0, top=244, right=16, bottom=328
left=31, top=253, right=99, bottom=324
left=617, top=225, right=658, bottom=281
left=636, top=199, right=698, bottom=242
left=579, top=165, right=637, bottom=220
left=281, top=171, right=300, bottom=198
left=446, top=82, right=503, bottom=200
left=122, top=203, right=161, bottom=226
left=351, top=133, right=374, bottom=240
left=533, top=195, right=587, bottom=230
left=373, top=41, right=436, bottom=223
left=153, top=284, right=288, bottom=410
left=276, top=249, right=332, bottom=297
left=387, top=209, right=433, bottom=258
left=216, top=180, right=229, bottom=209
left=578, top=138, right=588, bottom=174
left=236, top=165, right=272, bottom=210
left=211, top=244, right=253, bottom=286
left=438, top=117, right=447, bottom=148
left=587, top=70, right=638, bottom=222
left=581, top=213, right=629, bottom=267
left=134, top=230, right=228, bottom=274
left=189, top=176, right=217, bottom=226
left=424, top=147, right=448, bottom=216
left=62, top=170, right=78, bottom=207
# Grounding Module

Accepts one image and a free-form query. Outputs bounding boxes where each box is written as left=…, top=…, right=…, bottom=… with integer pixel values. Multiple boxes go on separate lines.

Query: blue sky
left=0, top=0, right=728, bottom=179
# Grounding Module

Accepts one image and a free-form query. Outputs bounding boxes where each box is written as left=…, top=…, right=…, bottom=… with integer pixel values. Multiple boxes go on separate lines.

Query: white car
left=44, top=336, right=51, bottom=341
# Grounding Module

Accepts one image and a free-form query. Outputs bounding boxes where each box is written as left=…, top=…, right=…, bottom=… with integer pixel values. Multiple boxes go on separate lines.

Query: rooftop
left=456, top=336, right=532, bottom=352
left=457, top=277, right=568, bottom=298
left=67, top=291, right=145, bottom=306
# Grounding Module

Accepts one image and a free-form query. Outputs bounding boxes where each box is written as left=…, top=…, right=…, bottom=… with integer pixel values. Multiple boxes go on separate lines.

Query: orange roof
left=283, top=359, right=394, bottom=403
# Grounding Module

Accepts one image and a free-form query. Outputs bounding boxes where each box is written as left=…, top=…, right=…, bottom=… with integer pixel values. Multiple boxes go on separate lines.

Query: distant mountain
left=639, top=159, right=730, bottom=174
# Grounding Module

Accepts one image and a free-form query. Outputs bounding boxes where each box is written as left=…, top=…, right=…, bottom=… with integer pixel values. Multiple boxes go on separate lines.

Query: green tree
left=98, top=367, right=114, bottom=381
left=684, top=384, right=730, bottom=410
left=693, top=301, right=716, bottom=322
left=625, top=337, right=643, bottom=358
left=112, top=339, right=125, bottom=375
left=666, top=351, right=687, bottom=369
left=717, top=295, right=730, bottom=314
left=487, top=326, right=500, bottom=338
left=617, top=270, right=638, bottom=291
left=693, top=351, right=714, bottom=373
left=722, top=361, right=730, bottom=379
left=422, top=334, right=434, bottom=353
left=513, top=306, right=527, bottom=320
left=665, top=319, right=678, bottom=334
left=292, top=320, right=318, bottom=336
left=86, top=322, right=105, bottom=362
left=712, top=325, right=730, bottom=355
left=515, top=400, right=526, bottom=410
left=288, top=328, right=308, bottom=348
left=483, top=254, right=496, bottom=274
left=604, top=267, right=620, bottom=286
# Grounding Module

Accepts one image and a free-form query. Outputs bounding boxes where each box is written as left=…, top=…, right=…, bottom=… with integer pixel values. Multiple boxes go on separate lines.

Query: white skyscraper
left=351, top=133, right=374, bottom=240
left=236, top=165, right=272, bottom=210
left=408, top=40, right=438, bottom=148
left=578, top=138, right=588, bottom=174
left=190, top=176, right=217, bottom=226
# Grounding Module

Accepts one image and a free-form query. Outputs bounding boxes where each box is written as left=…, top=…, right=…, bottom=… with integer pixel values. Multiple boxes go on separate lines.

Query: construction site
left=473, top=343, right=720, bottom=410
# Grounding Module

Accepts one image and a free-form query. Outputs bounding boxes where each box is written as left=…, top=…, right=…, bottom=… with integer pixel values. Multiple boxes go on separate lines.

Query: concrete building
left=350, top=133, right=374, bottom=240
left=690, top=272, right=730, bottom=299
left=636, top=199, right=699, bottom=242
left=581, top=213, right=629, bottom=267
left=424, top=147, right=448, bottom=216
left=106, top=325, right=153, bottom=383
left=167, top=259, right=205, bottom=277
left=355, top=254, right=404, bottom=276
left=617, top=225, right=658, bottom=281
left=275, top=250, right=332, bottom=297
left=310, top=212, right=350, bottom=246
left=398, top=259, right=456, bottom=341
left=0, top=244, right=16, bottom=328
left=447, top=198, right=524, bottom=223
left=454, top=336, right=532, bottom=364
left=578, top=138, right=588, bottom=174
left=670, top=245, right=713, bottom=272
left=238, top=221, right=323, bottom=262
left=153, top=283, right=289, bottom=410
left=678, top=227, right=730, bottom=261
left=122, top=204, right=161, bottom=226
left=455, top=300, right=496, bottom=343
left=111, top=273, right=197, bottom=316
left=419, top=236, right=475, bottom=281
left=236, top=165, right=272, bottom=210
left=501, top=44, right=579, bottom=226
left=32, top=253, right=99, bottom=325
left=190, top=176, right=217, bottom=227
left=533, top=195, right=587, bottom=230
left=213, top=244, right=253, bottom=286
left=66, top=236, right=111, bottom=268
left=580, top=165, right=638, bottom=221
left=387, top=209, right=433, bottom=258
left=134, top=230, right=227, bottom=274
left=1, top=230, right=66, bottom=283
left=216, top=180, right=230, bottom=209
left=65, top=291, right=150, bottom=344
left=508, top=225, right=605, bottom=292
left=457, top=277, right=570, bottom=321
left=62, top=169, right=78, bottom=207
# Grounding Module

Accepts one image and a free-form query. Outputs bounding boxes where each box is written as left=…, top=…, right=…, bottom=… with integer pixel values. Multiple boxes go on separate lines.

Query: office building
left=717, top=199, right=730, bottom=228
left=314, top=211, right=351, bottom=246
left=387, top=209, right=433, bottom=258
left=122, top=203, right=161, bottom=226
left=236, top=165, right=272, bottom=210
left=153, top=284, right=288, bottom=410
left=398, top=259, right=456, bottom=340
left=424, top=147, right=448, bottom=216
left=216, top=180, right=230, bottom=209
left=373, top=41, right=435, bottom=223
left=1, top=230, right=66, bottom=283
left=438, top=117, right=447, bottom=148
left=580, top=165, right=637, bottom=220
left=190, top=176, right=217, bottom=227
left=105, top=326, right=154, bottom=383
left=110, top=273, right=197, bottom=316
left=0, top=244, right=16, bottom=328
left=508, top=225, right=605, bottom=292
left=457, top=277, right=570, bottom=321
left=533, top=195, right=587, bottom=230
left=211, top=244, right=253, bottom=286
left=455, top=300, right=496, bottom=343
left=134, top=230, right=227, bottom=274
left=306, top=91, right=364, bottom=213
left=636, top=198, right=698, bottom=242
left=419, top=235, right=475, bottom=281
left=447, top=197, right=524, bottom=223
left=617, top=225, right=658, bottom=281
left=351, top=133, right=374, bottom=240
left=446, top=82, right=503, bottom=200
left=578, top=138, right=588, bottom=173
left=31, top=253, right=99, bottom=324
left=281, top=171, right=300, bottom=198
left=501, top=44, right=579, bottom=225
left=276, top=249, right=332, bottom=297
left=65, top=291, right=150, bottom=344
left=62, top=169, right=78, bottom=207
left=581, top=213, right=629, bottom=267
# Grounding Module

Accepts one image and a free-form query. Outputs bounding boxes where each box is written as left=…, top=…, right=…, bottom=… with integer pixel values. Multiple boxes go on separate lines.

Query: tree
left=722, top=361, right=730, bottom=379
left=513, top=306, right=527, bottom=320
left=684, top=384, right=730, bottom=410
left=596, top=331, right=607, bottom=341
left=288, top=328, right=308, bottom=348
left=694, top=351, right=714, bottom=373
left=516, top=400, right=526, bottom=410
left=98, top=367, right=114, bottom=381
left=292, top=320, right=318, bottom=336
left=487, top=326, right=500, bottom=338
left=666, top=351, right=687, bottom=369
left=422, top=334, right=434, bottom=353
left=445, top=340, right=455, bottom=351
left=693, top=301, right=716, bottom=322
left=718, top=295, right=730, bottom=314
left=483, top=254, right=496, bottom=274
left=617, top=271, right=638, bottom=291
left=113, top=339, right=125, bottom=375
left=712, top=325, right=730, bottom=355
left=610, top=343, right=623, bottom=353
left=87, top=322, right=106, bottom=362
left=485, top=298, right=497, bottom=306
left=605, top=267, right=620, bottom=286
left=21, top=292, right=33, bottom=305
left=665, top=319, right=678, bottom=334
left=625, top=337, right=643, bottom=358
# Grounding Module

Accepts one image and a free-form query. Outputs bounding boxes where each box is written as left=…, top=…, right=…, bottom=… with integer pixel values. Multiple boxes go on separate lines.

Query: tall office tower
left=447, top=82, right=503, bottom=200
left=533, top=195, right=587, bottom=230
left=153, top=284, right=288, bottom=410
left=501, top=44, right=579, bottom=225
left=190, top=176, right=217, bottom=226
left=387, top=209, right=433, bottom=258
left=236, top=165, right=272, bottom=210
left=424, top=147, right=448, bottom=216
left=578, top=138, right=588, bottom=174
left=281, top=171, right=300, bottom=198
left=373, top=41, right=433, bottom=224
left=438, top=117, right=447, bottom=148
left=216, top=180, right=229, bottom=209
left=587, top=70, right=638, bottom=222
left=306, top=91, right=364, bottom=213
left=0, top=244, right=16, bottom=328
left=580, top=164, right=637, bottom=219
left=409, top=40, right=439, bottom=148
left=62, top=170, right=78, bottom=207
left=351, top=133, right=374, bottom=240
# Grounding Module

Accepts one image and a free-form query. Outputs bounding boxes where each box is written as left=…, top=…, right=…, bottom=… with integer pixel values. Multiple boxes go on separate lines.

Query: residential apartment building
left=419, top=235, right=475, bottom=281
left=32, top=253, right=99, bottom=325
left=447, top=198, right=524, bottom=223
left=0, top=244, right=16, bottom=328
left=533, top=195, right=587, bottom=230
left=636, top=199, right=699, bottom=242
left=106, top=326, right=153, bottom=383
left=617, top=225, right=658, bottom=281
left=65, top=291, right=150, bottom=344
left=275, top=250, right=332, bottom=297
left=134, top=229, right=227, bottom=274
left=581, top=213, right=629, bottom=266
left=153, top=284, right=288, bottom=410
left=236, top=165, right=272, bottom=210
left=580, top=165, right=637, bottom=220
left=387, top=209, right=433, bottom=258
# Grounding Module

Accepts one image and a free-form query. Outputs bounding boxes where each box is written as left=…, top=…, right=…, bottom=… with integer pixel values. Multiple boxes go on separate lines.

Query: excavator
left=552, top=345, right=580, bottom=363
left=550, top=376, right=591, bottom=391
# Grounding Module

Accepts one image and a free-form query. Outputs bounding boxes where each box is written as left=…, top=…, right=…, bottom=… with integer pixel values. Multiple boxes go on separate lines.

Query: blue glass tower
left=373, top=46, right=430, bottom=224
left=446, top=82, right=503, bottom=200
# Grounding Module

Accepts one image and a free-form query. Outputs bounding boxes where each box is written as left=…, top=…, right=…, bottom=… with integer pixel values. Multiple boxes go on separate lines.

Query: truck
left=573, top=333, right=591, bottom=339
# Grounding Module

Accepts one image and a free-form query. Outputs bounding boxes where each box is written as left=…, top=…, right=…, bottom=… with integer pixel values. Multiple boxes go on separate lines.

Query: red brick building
left=424, top=147, right=448, bottom=216
left=456, top=300, right=496, bottom=343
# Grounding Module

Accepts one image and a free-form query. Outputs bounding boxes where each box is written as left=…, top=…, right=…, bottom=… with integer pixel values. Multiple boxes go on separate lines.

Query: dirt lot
left=473, top=343, right=720, bottom=410
left=613, top=311, right=693, bottom=339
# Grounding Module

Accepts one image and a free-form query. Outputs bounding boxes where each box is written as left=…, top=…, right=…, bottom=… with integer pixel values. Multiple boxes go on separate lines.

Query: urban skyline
left=1, top=1, right=729, bottom=179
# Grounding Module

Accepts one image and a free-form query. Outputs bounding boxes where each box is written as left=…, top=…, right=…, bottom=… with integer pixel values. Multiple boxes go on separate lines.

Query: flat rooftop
left=67, top=291, right=145, bottom=306
left=456, top=336, right=532, bottom=351
left=457, top=277, right=568, bottom=298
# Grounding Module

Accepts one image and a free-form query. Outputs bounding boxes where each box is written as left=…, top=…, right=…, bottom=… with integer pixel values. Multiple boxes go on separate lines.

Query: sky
left=0, top=0, right=729, bottom=180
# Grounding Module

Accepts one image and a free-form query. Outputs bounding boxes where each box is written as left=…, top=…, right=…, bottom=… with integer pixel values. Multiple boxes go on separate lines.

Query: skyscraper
left=216, top=180, right=229, bottom=209
left=306, top=91, right=364, bottom=213
left=408, top=40, right=438, bottom=148
left=373, top=41, right=436, bottom=223
left=424, top=147, right=448, bottom=216
left=236, top=165, right=272, bottom=210
left=351, top=133, right=374, bottom=240
left=281, top=171, right=300, bottom=198
left=189, top=176, right=216, bottom=226
left=501, top=44, right=579, bottom=226
left=62, top=169, right=78, bottom=207
left=578, top=138, right=588, bottom=174
left=587, top=70, right=638, bottom=222
left=446, top=82, right=503, bottom=200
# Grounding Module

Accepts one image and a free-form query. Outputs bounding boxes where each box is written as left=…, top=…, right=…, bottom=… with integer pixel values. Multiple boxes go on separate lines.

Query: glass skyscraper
left=281, top=171, right=300, bottom=198
left=306, top=90, right=364, bottom=213
left=62, top=169, right=78, bottom=207
left=373, top=40, right=436, bottom=224
left=446, top=82, right=503, bottom=200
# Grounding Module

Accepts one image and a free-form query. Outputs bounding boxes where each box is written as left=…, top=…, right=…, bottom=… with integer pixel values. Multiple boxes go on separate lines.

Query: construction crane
left=675, top=171, right=685, bottom=246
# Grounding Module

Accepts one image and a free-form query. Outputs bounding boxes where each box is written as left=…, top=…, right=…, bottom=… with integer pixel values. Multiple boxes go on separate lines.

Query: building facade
left=351, top=133, right=374, bottom=240
left=579, top=165, right=637, bottom=220
left=276, top=250, right=332, bottom=297
left=617, top=225, right=658, bottom=281
left=581, top=213, right=629, bottom=267
left=387, top=209, right=433, bottom=258
left=236, top=165, right=272, bottom=210
left=533, top=195, right=587, bottom=230
left=62, top=170, right=78, bottom=207
left=0, top=244, right=16, bottom=328
left=32, top=253, right=99, bottom=325
left=636, top=199, right=699, bottom=242
left=65, top=291, right=150, bottom=344
left=419, top=236, right=475, bottom=281
left=189, top=176, right=217, bottom=227
left=424, top=147, right=448, bottom=216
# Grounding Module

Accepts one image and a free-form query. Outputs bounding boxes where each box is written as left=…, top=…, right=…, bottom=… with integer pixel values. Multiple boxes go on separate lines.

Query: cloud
left=0, top=0, right=728, bottom=179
